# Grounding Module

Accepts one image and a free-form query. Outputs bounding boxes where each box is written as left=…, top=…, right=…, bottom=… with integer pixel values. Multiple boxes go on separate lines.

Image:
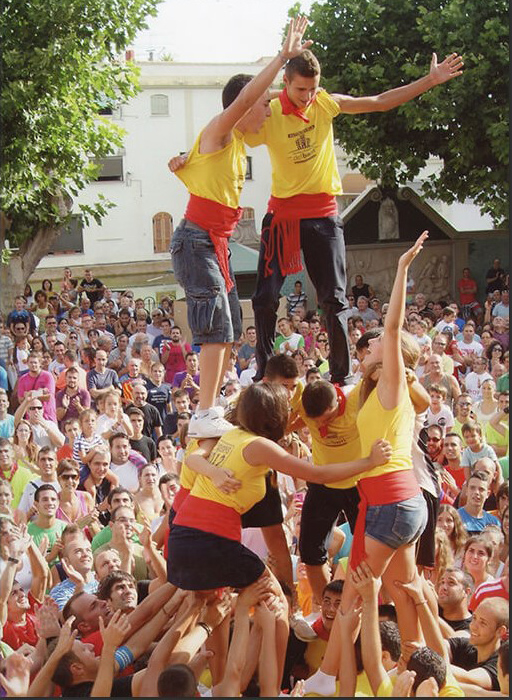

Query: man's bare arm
left=332, top=52, right=463, bottom=114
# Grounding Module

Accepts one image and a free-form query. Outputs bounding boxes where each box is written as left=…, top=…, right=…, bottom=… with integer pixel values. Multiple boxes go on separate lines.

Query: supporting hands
left=350, top=560, right=381, bottom=602
left=99, top=609, right=132, bottom=650
left=429, top=53, right=464, bottom=86
left=210, top=467, right=242, bottom=494
left=279, top=15, right=313, bottom=62
left=369, top=438, right=392, bottom=467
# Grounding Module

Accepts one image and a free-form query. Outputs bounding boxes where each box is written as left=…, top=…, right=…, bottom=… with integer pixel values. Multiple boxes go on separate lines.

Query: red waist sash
left=184, top=194, right=242, bottom=293
left=172, top=486, right=190, bottom=513
left=350, top=470, right=420, bottom=570
left=264, top=193, right=338, bottom=278
left=173, top=494, right=241, bottom=541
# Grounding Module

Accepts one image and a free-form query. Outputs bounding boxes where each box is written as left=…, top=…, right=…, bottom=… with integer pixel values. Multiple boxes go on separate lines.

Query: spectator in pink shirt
left=17, top=351, right=57, bottom=422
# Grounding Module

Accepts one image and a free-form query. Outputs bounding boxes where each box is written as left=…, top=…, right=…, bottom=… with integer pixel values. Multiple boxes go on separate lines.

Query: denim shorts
left=170, top=221, right=242, bottom=344
left=365, top=493, right=428, bottom=550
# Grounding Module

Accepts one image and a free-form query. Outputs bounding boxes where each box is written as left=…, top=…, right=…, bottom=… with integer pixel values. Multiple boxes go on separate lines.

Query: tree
left=0, top=0, right=160, bottom=312
left=295, top=0, right=508, bottom=227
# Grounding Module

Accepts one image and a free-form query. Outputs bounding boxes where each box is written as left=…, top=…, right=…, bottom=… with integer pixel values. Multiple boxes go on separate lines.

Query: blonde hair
left=360, top=330, right=420, bottom=407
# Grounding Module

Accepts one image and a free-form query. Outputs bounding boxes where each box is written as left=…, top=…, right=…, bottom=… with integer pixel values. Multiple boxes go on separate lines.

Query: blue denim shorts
left=170, top=221, right=242, bottom=344
left=365, top=493, right=427, bottom=550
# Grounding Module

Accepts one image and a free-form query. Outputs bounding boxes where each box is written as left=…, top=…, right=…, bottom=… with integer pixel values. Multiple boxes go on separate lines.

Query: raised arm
left=201, top=16, right=312, bottom=148
left=379, top=231, right=429, bottom=409
left=332, top=53, right=463, bottom=114
left=351, top=561, right=388, bottom=696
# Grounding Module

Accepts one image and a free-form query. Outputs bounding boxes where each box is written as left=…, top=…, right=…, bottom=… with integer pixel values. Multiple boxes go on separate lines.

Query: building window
left=245, top=156, right=253, bottom=180
left=93, top=156, right=123, bottom=182
left=153, top=212, right=173, bottom=253
left=241, top=207, right=255, bottom=220
left=48, top=215, right=84, bottom=254
left=151, top=94, right=169, bottom=116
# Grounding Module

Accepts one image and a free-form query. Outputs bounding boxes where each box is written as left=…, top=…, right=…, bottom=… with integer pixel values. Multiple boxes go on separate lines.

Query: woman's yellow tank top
left=356, top=388, right=414, bottom=480
left=189, top=427, right=269, bottom=513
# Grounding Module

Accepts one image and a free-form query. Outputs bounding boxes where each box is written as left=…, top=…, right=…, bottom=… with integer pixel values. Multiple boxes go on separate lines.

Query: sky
left=133, top=0, right=315, bottom=63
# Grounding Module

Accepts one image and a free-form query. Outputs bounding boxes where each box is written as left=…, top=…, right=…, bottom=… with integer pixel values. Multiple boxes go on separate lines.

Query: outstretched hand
left=429, top=52, right=464, bottom=85
left=280, top=15, right=313, bottom=61
left=398, top=230, right=429, bottom=269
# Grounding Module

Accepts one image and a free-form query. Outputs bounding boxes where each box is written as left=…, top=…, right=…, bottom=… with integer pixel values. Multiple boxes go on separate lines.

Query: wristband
left=7, top=556, right=19, bottom=564
left=114, top=645, right=134, bottom=671
left=198, top=621, right=212, bottom=637
left=277, top=51, right=288, bottom=65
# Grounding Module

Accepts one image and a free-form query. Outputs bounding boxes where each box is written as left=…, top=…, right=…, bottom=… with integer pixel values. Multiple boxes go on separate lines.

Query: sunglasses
left=60, top=473, right=79, bottom=481
left=28, top=405, right=43, bottom=411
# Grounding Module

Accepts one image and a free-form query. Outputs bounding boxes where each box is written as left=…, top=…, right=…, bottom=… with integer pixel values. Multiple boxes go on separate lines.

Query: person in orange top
left=245, top=49, right=463, bottom=384
left=168, top=17, right=312, bottom=440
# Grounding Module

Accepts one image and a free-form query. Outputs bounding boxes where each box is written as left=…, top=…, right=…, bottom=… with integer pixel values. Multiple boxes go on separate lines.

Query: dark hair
left=379, top=621, right=401, bottom=662
left=51, top=650, right=81, bottom=688
left=233, top=383, right=289, bottom=442
left=378, top=603, right=398, bottom=623
left=356, top=328, right=383, bottom=351
left=407, top=647, right=446, bottom=693
left=323, top=579, right=343, bottom=597
left=109, top=431, right=130, bottom=447
left=97, top=570, right=136, bottom=601
left=157, top=434, right=175, bottom=448
left=126, top=406, right=144, bottom=418
left=157, top=663, right=197, bottom=697
left=305, top=367, right=322, bottom=381
left=285, top=49, right=320, bottom=80
left=222, top=73, right=252, bottom=109
left=265, top=354, right=299, bottom=380
left=302, top=380, right=336, bottom=418
left=498, top=638, right=509, bottom=677
left=34, top=484, right=58, bottom=501
left=107, top=487, right=133, bottom=506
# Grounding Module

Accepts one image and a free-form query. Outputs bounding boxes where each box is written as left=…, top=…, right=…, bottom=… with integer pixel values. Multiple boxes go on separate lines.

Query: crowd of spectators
left=0, top=261, right=508, bottom=697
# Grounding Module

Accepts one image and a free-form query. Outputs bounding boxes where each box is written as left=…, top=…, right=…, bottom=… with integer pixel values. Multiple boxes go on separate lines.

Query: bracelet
left=277, top=51, right=288, bottom=65
left=198, top=621, right=212, bottom=637
left=415, top=599, right=427, bottom=606
left=7, top=556, right=19, bottom=564
left=114, top=645, right=135, bottom=671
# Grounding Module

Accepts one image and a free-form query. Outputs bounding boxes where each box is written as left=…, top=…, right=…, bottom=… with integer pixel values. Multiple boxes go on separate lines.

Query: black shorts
left=415, top=489, right=440, bottom=568
left=241, top=471, right=283, bottom=528
left=167, top=524, right=265, bottom=590
left=299, top=483, right=360, bottom=566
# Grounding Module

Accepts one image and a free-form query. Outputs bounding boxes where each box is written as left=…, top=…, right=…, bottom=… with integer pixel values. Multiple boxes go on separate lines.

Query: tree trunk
left=0, top=193, right=72, bottom=315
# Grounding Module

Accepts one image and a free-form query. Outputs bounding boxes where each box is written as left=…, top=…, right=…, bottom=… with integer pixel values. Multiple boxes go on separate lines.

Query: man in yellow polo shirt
left=246, top=49, right=463, bottom=385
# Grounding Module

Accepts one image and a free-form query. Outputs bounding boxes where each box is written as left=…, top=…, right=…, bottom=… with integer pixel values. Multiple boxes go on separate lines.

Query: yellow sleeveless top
left=356, top=388, right=414, bottom=480
left=298, top=383, right=362, bottom=489
left=189, top=427, right=269, bottom=513
left=244, top=90, right=342, bottom=198
left=175, top=129, right=247, bottom=209
left=179, top=439, right=201, bottom=491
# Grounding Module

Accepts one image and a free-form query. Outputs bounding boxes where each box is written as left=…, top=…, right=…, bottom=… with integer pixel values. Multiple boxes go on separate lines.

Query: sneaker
left=187, top=409, right=234, bottom=438
left=290, top=612, right=317, bottom=642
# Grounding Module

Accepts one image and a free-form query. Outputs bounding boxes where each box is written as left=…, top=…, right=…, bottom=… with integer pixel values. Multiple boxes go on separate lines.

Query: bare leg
left=381, top=543, right=422, bottom=646
left=261, top=524, right=294, bottom=603
left=206, top=612, right=230, bottom=686
left=305, top=563, right=330, bottom=608
left=215, top=343, right=233, bottom=397
left=198, top=342, right=230, bottom=409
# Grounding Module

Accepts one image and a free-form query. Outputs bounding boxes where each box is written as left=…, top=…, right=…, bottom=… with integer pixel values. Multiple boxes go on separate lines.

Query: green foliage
left=0, top=0, right=161, bottom=246
left=303, top=0, right=508, bottom=226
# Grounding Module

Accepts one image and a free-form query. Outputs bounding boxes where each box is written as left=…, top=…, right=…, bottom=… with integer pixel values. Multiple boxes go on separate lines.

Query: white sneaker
left=290, top=612, right=317, bottom=642
left=188, top=409, right=234, bottom=438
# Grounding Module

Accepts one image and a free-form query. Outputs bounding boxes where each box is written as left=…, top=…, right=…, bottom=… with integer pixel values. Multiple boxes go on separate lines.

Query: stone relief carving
left=347, top=245, right=452, bottom=301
